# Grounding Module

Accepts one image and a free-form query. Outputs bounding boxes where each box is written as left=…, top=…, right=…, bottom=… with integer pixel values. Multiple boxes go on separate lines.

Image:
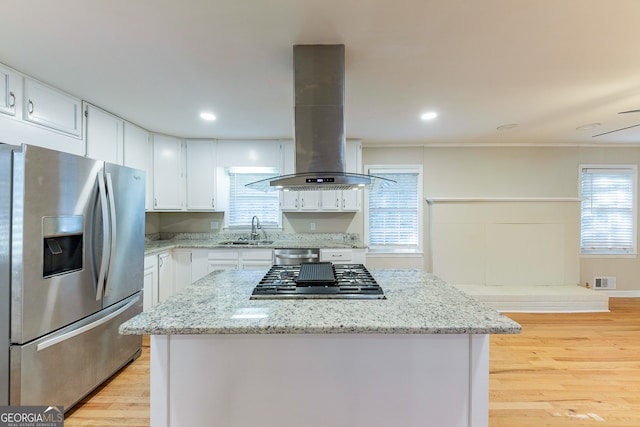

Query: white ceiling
left=3, top=0, right=640, bottom=146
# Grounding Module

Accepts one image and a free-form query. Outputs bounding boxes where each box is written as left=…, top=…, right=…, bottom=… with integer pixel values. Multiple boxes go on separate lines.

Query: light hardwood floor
left=65, top=299, right=640, bottom=426
left=490, top=298, right=640, bottom=426
left=64, top=335, right=150, bottom=427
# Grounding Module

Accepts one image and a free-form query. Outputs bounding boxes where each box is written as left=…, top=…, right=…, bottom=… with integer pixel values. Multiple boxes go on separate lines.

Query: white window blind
left=580, top=166, right=637, bottom=254
left=228, top=172, right=280, bottom=227
left=367, top=169, right=420, bottom=250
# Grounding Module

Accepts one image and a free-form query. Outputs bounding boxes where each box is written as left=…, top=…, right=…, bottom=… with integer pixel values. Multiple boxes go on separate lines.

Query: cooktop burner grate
left=251, top=263, right=385, bottom=300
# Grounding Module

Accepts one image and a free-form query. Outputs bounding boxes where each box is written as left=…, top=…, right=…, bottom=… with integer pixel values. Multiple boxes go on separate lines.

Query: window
left=227, top=170, right=281, bottom=228
left=365, top=166, right=422, bottom=252
left=580, top=165, right=637, bottom=255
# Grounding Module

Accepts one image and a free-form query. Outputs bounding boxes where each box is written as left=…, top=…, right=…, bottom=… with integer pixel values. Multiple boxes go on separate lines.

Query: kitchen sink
left=221, top=240, right=274, bottom=246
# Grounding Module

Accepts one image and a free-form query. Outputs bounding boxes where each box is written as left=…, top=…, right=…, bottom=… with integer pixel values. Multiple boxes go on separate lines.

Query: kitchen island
left=120, top=269, right=520, bottom=427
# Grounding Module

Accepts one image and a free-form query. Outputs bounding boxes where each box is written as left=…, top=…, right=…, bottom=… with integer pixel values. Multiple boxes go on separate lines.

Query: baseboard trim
left=453, top=284, right=610, bottom=313
left=600, top=290, right=640, bottom=298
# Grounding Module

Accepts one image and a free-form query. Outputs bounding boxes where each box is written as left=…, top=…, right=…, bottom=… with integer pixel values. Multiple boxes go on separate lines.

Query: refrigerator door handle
left=104, top=172, right=117, bottom=297
left=95, top=171, right=110, bottom=300
left=35, top=297, right=138, bottom=352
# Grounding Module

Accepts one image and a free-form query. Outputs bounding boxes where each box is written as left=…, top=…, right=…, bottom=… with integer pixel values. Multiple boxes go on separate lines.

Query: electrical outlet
left=310, top=222, right=316, bottom=231
left=210, top=221, right=219, bottom=230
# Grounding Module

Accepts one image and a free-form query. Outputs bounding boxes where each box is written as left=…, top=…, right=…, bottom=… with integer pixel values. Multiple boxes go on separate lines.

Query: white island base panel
left=151, top=333, right=490, bottom=427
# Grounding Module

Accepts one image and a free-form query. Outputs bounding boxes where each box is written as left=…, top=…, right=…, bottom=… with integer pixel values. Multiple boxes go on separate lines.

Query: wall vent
left=593, top=276, right=616, bottom=289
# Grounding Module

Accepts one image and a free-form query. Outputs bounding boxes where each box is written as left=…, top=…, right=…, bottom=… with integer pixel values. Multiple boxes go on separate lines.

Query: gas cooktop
left=250, top=262, right=386, bottom=300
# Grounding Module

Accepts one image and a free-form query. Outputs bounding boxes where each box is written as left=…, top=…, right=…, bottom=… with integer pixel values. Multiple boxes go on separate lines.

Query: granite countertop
left=144, top=232, right=366, bottom=255
left=120, top=269, right=521, bottom=335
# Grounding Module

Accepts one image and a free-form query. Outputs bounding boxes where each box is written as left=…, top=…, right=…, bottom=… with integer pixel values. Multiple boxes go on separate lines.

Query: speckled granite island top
left=120, top=269, right=521, bottom=335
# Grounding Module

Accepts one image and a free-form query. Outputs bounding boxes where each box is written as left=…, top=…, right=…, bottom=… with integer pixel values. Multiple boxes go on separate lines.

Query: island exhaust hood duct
left=247, top=44, right=394, bottom=192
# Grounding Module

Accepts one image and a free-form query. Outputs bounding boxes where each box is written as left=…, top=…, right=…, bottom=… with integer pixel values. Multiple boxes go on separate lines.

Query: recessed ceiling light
left=496, top=123, right=518, bottom=131
left=576, top=123, right=602, bottom=130
left=200, top=112, right=216, bottom=121
left=420, top=111, right=438, bottom=121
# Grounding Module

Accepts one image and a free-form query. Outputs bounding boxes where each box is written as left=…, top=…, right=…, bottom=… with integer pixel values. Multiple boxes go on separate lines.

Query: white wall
left=362, top=144, right=640, bottom=291
left=578, top=146, right=640, bottom=291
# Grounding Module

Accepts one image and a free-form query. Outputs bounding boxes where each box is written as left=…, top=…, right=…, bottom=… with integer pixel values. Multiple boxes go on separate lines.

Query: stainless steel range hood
left=247, top=45, right=394, bottom=192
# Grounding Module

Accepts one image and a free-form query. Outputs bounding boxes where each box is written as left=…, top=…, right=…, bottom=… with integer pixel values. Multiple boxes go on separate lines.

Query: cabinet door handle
left=336, top=198, right=340, bottom=208
left=8, top=91, right=15, bottom=108
left=211, top=198, right=215, bottom=208
left=301, top=197, right=304, bottom=208
left=27, top=100, right=34, bottom=114
left=154, top=197, right=158, bottom=207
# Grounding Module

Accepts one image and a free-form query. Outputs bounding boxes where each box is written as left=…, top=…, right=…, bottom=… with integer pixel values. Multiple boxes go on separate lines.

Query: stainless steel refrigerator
left=0, top=143, right=144, bottom=410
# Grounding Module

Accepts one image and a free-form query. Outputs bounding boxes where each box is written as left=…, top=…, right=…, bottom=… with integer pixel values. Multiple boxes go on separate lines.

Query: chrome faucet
left=250, top=216, right=261, bottom=240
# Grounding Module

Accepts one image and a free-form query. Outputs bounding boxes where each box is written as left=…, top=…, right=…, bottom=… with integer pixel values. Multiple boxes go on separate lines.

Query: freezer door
left=101, top=162, right=145, bottom=307
left=9, top=293, right=142, bottom=410
left=11, top=145, right=103, bottom=344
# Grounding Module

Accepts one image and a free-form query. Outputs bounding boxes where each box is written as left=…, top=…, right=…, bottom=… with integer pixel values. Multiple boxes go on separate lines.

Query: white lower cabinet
left=320, top=248, right=366, bottom=265
left=173, top=249, right=193, bottom=295
left=143, top=254, right=159, bottom=312
left=145, top=248, right=272, bottom=308
left=205, top=248, right=273, bottom=271
left=157, top=251, right=174, bottom=303
left=144, top=250, right=176, bottom=311
left=239, top=249, right=273, bottom=269
left=188, top=248, right=274, bottom=283
left=191, top=250, right=210, bottom=283
left=207, top=249, right=240, bottom=271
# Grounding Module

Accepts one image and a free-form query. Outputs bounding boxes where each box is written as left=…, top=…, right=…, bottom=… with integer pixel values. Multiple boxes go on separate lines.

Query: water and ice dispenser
left=42, top=216, right=83, bottom=278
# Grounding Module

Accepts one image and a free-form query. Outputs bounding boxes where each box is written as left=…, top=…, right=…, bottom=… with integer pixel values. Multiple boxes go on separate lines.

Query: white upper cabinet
left=281, top=191, right=299, bottom=210
left=84, top=103, right=124, bottom=164
left=339, top=139, right=362, bottom=211
left=0, top=64, right=18, bottom=117
left=282, top=191, right=320, bottom=211
left=185, top=140, right=217, bottom=211
left=0, top=63, right=84, bottom=155
left=23, top=78, right=82, bottom=137
left=340, top=187, right=361, bottom=211
left=319, top=139, right=362, bottom=212
left=281, top=139, right=362, bottom=212
left=149, top=137, right=220, bottom=212
left=152, top=134, right=184, bottom=210
left=299, top=192, right=320, bottom=211
left=320, top=190, right=341, bottom=211
left=124, top=121, right=152, bottom=210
